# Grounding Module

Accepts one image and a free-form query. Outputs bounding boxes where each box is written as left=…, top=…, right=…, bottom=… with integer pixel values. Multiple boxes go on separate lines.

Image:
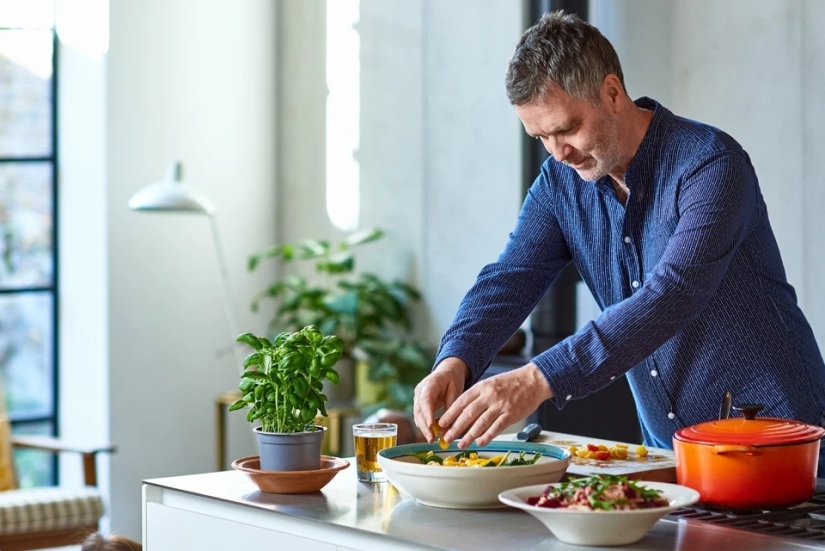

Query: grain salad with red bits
left=527, top=474, right=670, bottom=511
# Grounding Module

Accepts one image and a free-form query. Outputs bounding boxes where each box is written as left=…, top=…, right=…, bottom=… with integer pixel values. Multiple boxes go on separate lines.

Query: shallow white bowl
left=376, top=441, right=570, bottom=509
left=498, top=481, right=700, bottom=546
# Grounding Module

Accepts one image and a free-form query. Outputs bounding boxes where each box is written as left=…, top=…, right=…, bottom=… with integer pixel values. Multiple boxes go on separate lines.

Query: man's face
left=515, top=85, right=622, bottom=182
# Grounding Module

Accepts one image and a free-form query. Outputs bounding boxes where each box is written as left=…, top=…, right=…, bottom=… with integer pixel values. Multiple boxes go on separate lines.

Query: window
left=0, top=0, right=58, bottom=487
left=325, top=0, right=361, bottom=232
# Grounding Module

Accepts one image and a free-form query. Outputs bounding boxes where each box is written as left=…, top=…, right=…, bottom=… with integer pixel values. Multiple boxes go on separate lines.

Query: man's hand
left=439, top=363, right=553, bottom=448
left=413, top=357, right=469, bottom=442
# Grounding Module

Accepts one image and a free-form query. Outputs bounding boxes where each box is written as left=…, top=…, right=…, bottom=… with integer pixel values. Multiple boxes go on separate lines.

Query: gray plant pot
left=255, top=425, right=327, bottom=472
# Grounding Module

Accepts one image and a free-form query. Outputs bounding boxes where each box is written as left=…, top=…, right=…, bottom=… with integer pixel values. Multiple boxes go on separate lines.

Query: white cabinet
left=146, top=502, right=336, bottom=551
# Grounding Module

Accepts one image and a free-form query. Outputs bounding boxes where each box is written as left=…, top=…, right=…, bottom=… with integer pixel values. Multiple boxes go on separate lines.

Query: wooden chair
left=0, top=433, right=115, bottom=551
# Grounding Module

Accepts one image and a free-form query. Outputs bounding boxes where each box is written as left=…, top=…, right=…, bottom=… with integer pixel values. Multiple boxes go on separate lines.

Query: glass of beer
left=352, top=422, right=398, bottom=482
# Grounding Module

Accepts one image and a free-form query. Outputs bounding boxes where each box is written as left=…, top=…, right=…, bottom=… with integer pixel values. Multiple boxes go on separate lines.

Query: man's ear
left=601, top=74, right=624, bottom=112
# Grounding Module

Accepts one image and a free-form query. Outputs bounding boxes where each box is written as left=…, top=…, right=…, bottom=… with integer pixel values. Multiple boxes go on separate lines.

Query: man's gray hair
left=505, top=11, right=626, bottom=106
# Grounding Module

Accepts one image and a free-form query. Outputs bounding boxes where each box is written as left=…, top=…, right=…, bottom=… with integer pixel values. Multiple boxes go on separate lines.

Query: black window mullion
left=0, top=7, right=60, bottom=487
left=48, top=27, right=59, bottom=484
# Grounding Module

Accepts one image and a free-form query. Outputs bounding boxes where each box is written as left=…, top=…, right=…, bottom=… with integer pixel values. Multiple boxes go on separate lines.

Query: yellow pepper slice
left=431, top=421, right=450, bottom=450
left=487, top=454, right=506, bottom=466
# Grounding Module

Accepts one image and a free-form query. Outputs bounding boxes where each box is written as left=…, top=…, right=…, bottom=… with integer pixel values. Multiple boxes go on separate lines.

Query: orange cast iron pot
left=673, top=404, right=825, bottom=510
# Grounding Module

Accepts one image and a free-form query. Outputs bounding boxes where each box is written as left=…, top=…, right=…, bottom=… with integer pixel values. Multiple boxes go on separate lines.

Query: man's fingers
left=414, top=359, right=472, bottom=442
left=444, top=381, right=463, bottom=411
left=474, top=415, right=512, bottom=447
left=455, top=407, right=498, bottom=449
left=413, top=377, right=441, bottom=442
left=413, top=400, right=435, bottom=442
left=439, top=389, right=474, bottom=436
left=413, top=402, right=433, bottom=442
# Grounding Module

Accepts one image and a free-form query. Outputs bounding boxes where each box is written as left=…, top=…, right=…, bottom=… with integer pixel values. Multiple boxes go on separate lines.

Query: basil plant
left=228, top=325, right=345, bottom=433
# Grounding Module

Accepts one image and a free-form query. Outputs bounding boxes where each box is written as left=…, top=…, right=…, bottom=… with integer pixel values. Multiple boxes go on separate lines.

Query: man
left=413, top=11, right=825, bottom=474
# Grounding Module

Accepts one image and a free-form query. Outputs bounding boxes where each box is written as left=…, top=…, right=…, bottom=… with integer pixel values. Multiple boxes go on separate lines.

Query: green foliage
left=248, top=228, right=433, bottom=413
left=228, top=325, right=344, bottom=433
left=356, top=336, right=432, bottom=413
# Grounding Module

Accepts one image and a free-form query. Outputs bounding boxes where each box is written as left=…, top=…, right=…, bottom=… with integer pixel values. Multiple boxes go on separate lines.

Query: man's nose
left=542, top=137, right=570, bottom=163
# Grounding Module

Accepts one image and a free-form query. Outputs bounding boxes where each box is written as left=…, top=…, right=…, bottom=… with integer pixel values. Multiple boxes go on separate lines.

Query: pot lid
left=674, top=404, right=825, bottom=446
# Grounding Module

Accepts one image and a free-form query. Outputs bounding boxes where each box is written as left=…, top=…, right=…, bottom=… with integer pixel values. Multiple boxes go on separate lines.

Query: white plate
left=498, top=481, right=700, bottom=546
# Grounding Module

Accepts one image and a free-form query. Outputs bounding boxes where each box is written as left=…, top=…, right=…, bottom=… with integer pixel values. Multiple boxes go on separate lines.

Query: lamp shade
left=128, top=160, right=215, bottom=215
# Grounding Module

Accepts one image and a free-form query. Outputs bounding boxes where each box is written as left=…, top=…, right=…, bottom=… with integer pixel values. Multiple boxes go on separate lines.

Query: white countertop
left=143, top=461, right=825, bottom=551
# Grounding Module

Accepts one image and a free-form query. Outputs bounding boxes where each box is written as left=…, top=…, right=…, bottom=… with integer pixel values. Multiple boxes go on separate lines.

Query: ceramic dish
left=231, top=455, right=349, bottom=494
left=376, top=441, right=570, bottom=509
left=498, top=481, right=700, bottom=546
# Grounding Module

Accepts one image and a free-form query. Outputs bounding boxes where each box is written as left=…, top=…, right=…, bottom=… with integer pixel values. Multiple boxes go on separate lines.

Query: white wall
left=105, top=0, right=277, bottom=538
left=58, top=6, right=110, bottom=501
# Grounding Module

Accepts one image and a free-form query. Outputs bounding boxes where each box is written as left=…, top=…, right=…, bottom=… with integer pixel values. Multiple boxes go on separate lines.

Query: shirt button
left=650, top=369, right=658, bottom=377
left=566, top=395, right=572, bottom=401
left=623, top=236, right=631, bottom=244
left=667, top=412, right=675, bottom=420
left=631, top=280, right=640, bottom=289
left=610, top=376, right=616, bottom=381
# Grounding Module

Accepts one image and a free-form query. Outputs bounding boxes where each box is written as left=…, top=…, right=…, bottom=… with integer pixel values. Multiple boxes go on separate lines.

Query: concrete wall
left=801, top=0, right=825, bottom=339
left=421, top=2, right=524, bottom=340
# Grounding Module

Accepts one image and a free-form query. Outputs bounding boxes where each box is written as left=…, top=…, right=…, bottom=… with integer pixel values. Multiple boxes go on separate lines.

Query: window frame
left=0, top=16, right=59, bottom=485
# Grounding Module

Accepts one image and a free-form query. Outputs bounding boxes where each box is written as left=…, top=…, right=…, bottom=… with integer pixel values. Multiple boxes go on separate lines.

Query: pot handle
left=711, top=444, right=761, bottom=456
left=731, top=404, right=764, bottom=420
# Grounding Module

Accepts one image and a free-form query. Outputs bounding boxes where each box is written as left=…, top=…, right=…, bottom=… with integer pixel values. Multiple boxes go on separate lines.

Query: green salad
left=528, top=474, right=670, bottom=510
left=405, top=449, right=543, bottom=467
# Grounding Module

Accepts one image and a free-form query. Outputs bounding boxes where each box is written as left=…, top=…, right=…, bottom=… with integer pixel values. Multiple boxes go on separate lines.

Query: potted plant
left=247, top=228, right=433, bottom=414
left=228, top=324, right=344, bottom=471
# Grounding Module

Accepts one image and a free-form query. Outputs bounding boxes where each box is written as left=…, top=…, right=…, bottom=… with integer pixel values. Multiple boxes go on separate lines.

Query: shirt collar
left=622, top=97, right=668, bottom=189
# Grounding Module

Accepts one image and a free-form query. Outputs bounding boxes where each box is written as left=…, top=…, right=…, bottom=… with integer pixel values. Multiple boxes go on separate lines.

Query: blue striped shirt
left=436, top=97, right=825, bottom=457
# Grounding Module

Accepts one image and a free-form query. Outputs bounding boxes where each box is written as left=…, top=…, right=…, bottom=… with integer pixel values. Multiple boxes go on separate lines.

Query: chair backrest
left=0, top=380, right=16, bottom=491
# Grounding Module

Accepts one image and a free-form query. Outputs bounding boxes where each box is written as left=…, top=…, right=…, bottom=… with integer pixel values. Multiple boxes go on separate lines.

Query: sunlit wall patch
left=325, top=0, right=360, bottom=233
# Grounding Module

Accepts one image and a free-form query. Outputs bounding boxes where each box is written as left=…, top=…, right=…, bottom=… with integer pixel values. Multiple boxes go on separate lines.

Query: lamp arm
left=208, top=215, right=245, bottom=373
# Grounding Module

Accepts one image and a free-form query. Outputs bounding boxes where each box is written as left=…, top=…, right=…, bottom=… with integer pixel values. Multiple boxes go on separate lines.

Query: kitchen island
left=142, top=461, right=825, bottom=550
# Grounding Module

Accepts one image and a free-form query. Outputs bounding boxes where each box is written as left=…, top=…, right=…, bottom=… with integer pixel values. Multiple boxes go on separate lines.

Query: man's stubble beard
left=577, top=113, right=623, bottom=183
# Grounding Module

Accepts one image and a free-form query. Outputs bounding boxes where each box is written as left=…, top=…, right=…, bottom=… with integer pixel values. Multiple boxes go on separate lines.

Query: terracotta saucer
left=231, top=455, right=349, bottom=494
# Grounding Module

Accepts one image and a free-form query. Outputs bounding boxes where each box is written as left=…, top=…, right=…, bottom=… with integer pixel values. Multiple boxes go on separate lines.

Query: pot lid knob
left=732, top=404, right=764, bottom=420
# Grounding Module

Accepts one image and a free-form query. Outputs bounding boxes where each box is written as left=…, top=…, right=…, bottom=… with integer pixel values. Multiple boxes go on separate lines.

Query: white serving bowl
left=376, top=441, right=570, bottom=509
left=498, top=481, right=700, bottom=546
